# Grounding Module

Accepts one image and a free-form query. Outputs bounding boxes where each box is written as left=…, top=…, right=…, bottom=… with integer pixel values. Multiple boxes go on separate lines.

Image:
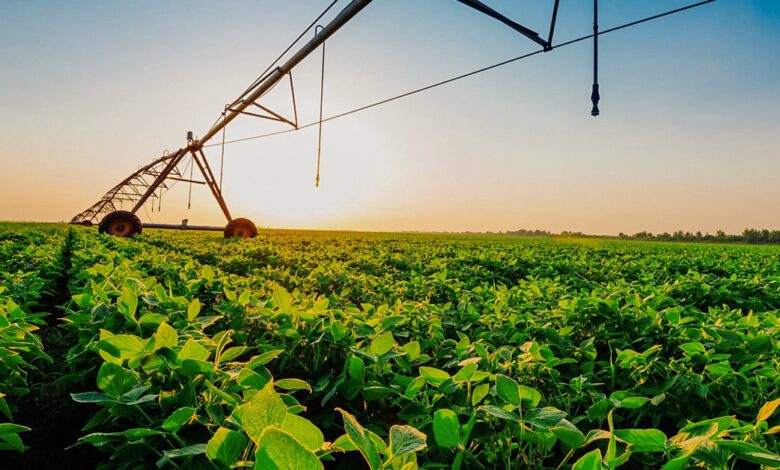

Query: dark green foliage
left=1, top=223, right=779, bottom=469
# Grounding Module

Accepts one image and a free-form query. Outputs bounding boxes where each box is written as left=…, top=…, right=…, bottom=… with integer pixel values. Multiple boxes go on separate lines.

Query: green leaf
left=551, top=420, right=586, bottom=449
left=619, top=397, right=650, bottom=409
left=281, top=413, right=324, bottom=452
left=370, top=332, right=394, bottom=356
left=201, top=265, right=215, bottom=281
left=207, top=427, right=247, bottom=467
left=0, top=396, right=11, bottom=421
left=587, top=399, right=614, bottom=422
left=661, top=456, right=690, bottom=470
left=232, top=382, right=287, bottom=444
left=348, top=356, right=365, bottom=381
left=402, top=341, right=420, bottom=360
left=180, top=359, right=214, bottom=376
left=154, top=322, right=178, bottom=349
left=332, top=434, right=358, bottom=452
left=363, top=385, right=398, bottom=401
left=238, top=290, right=252, bottom=307
left=335, top=408, right=381, bottom=470
left=705, top=363, right=733, bottom=377
left=518, top=385, right=542, bottom=408
left=276, top=378, right=312, bottom=392
left=757, top=398, right=780, bottom=425
left=0, top=423, right=31, bottom=436
left=615, top=429, right=666, bottom=453
left=525, top=407, right=567, bottom=429
left=419, top=367, right=450, bottom=387
left=452, top=363, right=478, bottom=383
left=389, top=424, right=427, bottom=456
left=404, top=376, right=425, bottom=398
left=330, top=320, right=346, bottom=341
left=713, top=440, right=780, bottom=466
left=117, top=287, right=138, bottom=320
left=0, top=431, right=25, bottom=452
left=96, top=362, right=137, bottom=398
left=254, top=427, right=323, bottom=470
left=248, top=349, right=284, bottom=368
left=121, top=428, right=164, bottom=439
left=679, top=342, right=706, bottom=356
left=178, top=338, right=210, bottom=361
left=71, top=391, right=117, bottom=404
left=96, top=334, right=145, bottom=361
left=679, top=416, right=735, bottom=436
left=472, top=383, right=490, bottom=406
left=481, top=405, right=519, bottom=422
left=273, top=285, right=293, bottom=311
left=160, top=444, right=207, bottom=462
left=496, top=375, right=520, bottom=406
left=238, top=368, right=270, bottom=390
left=220, top=346, right=249, bottom=363
left=433, top=409, right=460, bottom=448
left=187, top=298, right=201, bottom=321
left=573, top=448, right=603, bottom=470
left=606, top=411, right=617, bottom=469
left=162, top=407, right=197, bottom=433
left=138, top=313, right=168, bottom=328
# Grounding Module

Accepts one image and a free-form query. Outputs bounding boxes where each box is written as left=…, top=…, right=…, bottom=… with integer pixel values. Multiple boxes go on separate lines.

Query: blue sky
left=0, top=0, right=778, bottom=233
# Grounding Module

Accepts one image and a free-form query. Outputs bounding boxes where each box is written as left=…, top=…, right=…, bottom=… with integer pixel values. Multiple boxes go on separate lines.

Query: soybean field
left=1, top=223, right=779, bottom=469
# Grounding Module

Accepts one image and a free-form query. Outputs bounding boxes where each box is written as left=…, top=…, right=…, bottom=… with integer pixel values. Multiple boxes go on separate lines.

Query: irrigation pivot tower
left=71, top=0, right=714, bottom=237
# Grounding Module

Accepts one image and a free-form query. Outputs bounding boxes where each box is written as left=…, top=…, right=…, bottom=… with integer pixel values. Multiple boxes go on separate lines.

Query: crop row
left=0, top=224, right=67, bottom=452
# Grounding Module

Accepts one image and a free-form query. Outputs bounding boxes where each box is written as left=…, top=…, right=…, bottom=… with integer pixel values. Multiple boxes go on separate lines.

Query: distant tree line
left=436, top=228, right=780, bottom=245
left=455, top=229, right=553, bottom=236
left=500, top=229, right=552, bottom=237
left=615, top=229, right=780, bottom=245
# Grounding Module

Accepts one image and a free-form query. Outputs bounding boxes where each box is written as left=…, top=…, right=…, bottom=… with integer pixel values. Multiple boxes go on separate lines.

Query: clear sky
left=1, top=0, right=778, bottom=234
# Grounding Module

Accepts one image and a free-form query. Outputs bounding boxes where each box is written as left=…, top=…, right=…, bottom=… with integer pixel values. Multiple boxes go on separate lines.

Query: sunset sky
left=1, top=0, right=778, bottom=234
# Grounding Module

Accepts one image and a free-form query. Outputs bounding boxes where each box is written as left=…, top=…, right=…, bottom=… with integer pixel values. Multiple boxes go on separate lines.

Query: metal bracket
left=456, top=0, right=551, bottom=50
left=227, top=72, right=299, bottom=129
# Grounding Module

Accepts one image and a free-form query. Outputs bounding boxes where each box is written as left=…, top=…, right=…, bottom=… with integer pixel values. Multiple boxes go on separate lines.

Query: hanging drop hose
left=219, top=109, right=227, bottom=191
left=315, top=25, right=326, bottom=187
left=591, top=0, right=600, bottom=116
left=187, top=154, right=194, bottom=209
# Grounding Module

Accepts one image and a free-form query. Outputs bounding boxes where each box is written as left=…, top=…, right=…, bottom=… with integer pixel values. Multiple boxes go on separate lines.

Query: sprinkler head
left=590, top=84, right=600, bottom=117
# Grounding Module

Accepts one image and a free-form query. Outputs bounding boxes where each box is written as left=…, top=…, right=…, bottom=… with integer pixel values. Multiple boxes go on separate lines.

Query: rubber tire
left=80, top=220, right=93, bottom=227
left=98, top=211, right=142, bottom=237
left=224, top=218, right=257, bottom=238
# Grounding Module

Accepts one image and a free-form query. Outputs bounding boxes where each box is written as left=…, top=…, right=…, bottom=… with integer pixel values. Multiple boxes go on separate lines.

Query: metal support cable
left=202, top=0, right=716, bottom=149
left=289, top=72, right=299, bottom=128
left=548, top=0, right=560, bottom=45
left=315, top=25, right=326, bottom=187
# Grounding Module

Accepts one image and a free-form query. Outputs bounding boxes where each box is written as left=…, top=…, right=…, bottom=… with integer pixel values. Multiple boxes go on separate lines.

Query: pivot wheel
left=224, top=218, right=257, bottom=238
left=98, top=210, right=142, bottom=237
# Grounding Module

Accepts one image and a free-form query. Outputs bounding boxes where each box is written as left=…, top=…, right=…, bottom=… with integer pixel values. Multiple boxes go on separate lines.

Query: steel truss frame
left=72, top=0, right=561, bottom=228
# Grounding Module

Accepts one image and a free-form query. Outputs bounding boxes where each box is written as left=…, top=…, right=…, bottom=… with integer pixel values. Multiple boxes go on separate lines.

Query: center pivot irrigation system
left=70, top=0, right=716, bottom=238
